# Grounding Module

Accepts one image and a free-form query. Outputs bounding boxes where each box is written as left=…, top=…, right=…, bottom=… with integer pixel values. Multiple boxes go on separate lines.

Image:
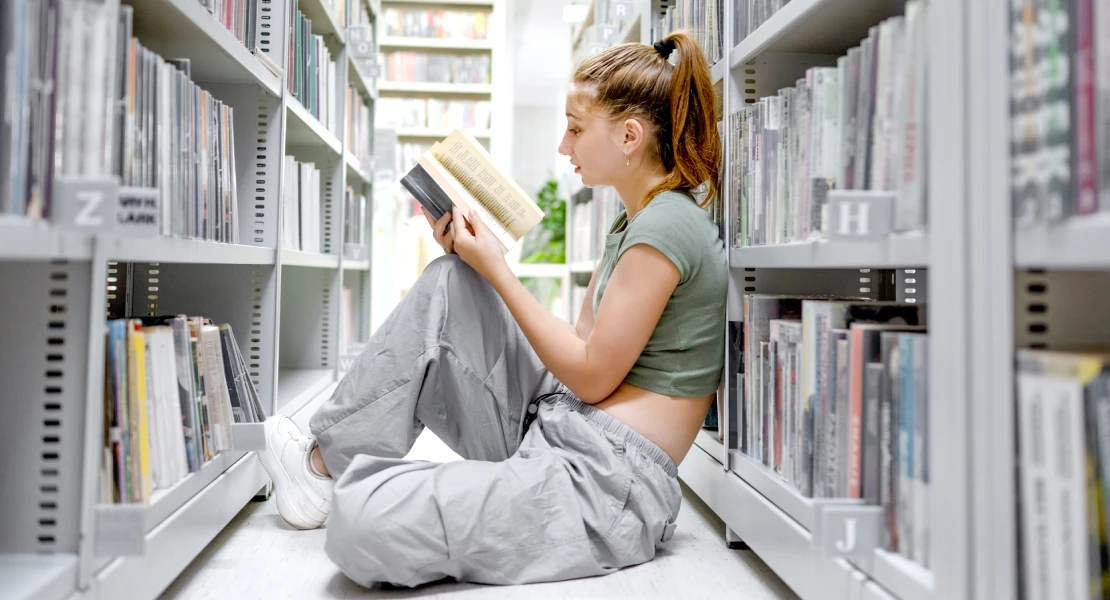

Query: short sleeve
left=616, top=198, right=696, bottom=281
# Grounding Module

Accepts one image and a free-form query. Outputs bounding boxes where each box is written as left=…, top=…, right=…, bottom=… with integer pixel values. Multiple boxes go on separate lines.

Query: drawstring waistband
left=525, top=387, right=678, bottom=478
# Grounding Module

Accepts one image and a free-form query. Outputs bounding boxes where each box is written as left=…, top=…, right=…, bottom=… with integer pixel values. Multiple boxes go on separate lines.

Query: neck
left=613, top=167, right=668, bottom=220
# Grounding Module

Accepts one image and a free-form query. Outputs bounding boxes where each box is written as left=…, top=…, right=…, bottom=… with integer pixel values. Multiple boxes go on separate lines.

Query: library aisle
left=164, top=430, right=799, bottom=599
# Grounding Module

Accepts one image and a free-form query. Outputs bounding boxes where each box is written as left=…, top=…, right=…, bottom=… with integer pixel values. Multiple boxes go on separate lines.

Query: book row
left=281, top=157, right=324, bottom=253
left=655, top=0, right=725, bottom=66
left=198, top=0, right=262, bottom=54
left=344, top=187, right=368, bottom=249
left=381, top=7, right=489, bottom=40
left=289, top=1, right=340, bottom=136
left=729, top=2, right=927, bottom=247
left=1016, top=349, right=1110, bottom=600
left=1009, top=0, right=1110, bottom=223
left=734, top=0, right=790, bottom=43
left=569, top=187, right=622, bottom=264
left=2, top=0, right=242, bottom=244
left=348, top=0, right=374, bottom=29
left=101, top=317, right=264, bottom=505
left=739, top=295, right=929, bottom=567
left=377, top=98, right=492, bottom=130
left=347, top=87, right=373, bottom=168
left=382, top=52, right=491, bottom=85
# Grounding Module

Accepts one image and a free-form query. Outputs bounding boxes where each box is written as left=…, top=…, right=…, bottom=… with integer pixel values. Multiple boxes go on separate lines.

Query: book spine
left=1098, top=0, right=1110, bottom=211
left=863, top=362, right=884, bottom=504
left=912, top=334, right=929, bottom=566
left=849, top=328, right=865, bottom=498
left=897, top=333, right=914, bottom=559
left=1075, top=0, right=1098, bottom=214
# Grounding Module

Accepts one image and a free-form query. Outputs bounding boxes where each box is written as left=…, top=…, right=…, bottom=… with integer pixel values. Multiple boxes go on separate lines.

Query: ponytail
left=572, top=30, right=721, bottom=208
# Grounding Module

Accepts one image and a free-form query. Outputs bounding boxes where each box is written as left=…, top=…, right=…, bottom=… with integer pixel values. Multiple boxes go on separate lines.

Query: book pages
left=429, top=130, right=544, bottom=239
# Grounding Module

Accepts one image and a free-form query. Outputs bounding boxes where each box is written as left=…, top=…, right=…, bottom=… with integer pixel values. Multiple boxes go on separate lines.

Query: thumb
left=452, top=206, right=474, bottom=242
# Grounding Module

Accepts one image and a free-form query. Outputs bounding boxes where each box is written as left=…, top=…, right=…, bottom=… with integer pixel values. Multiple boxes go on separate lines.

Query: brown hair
left=571, top=30, right=721, bottom=208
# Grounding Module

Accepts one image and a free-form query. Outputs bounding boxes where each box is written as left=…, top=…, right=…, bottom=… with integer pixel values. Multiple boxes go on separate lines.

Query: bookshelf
left=636, top=1, right=969, bottom=600
left=0, top=0, right=379, bottom=596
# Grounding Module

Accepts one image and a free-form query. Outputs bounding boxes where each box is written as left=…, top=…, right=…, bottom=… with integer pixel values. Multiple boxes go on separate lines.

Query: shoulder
left=620, top=190, right=719, bottom=280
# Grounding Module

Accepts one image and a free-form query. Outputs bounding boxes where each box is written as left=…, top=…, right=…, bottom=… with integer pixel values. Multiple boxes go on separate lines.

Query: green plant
left=520, top=178, right=566, bottom=264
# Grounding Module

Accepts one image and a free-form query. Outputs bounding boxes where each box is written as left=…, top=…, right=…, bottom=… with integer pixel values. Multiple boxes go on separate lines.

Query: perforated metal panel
left=279, top=266, right=336, bottom=370
left=1013, top=270, right=1110, bottom=349
left=0, top=261, right=91, bottom=554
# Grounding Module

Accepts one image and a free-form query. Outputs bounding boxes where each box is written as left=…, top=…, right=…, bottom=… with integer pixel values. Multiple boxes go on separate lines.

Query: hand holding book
left=422, top=207, right=456, bottom=254
left=452, top=206, right=512, bottom=280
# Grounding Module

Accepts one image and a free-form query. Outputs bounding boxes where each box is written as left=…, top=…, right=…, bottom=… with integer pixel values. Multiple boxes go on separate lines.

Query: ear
left=621, top=118, right=647, bottom=156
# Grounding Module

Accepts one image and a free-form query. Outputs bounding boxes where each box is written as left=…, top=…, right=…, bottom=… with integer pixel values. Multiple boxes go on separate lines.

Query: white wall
left=512, top=105, right=561, bottom=196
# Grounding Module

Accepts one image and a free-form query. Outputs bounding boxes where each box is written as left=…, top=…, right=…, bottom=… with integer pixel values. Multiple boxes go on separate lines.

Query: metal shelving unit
left=0, top=0, right=379, bottom=596
left=673, top=0, right=974, bottom=599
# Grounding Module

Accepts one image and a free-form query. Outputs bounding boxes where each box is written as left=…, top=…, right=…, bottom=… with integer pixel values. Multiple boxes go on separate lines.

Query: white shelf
left=1013, top=213, right=1110, bottom=269
left=278, top=368, right=336, bottom=414
left=297, top=0, right=346, bottom=42
left=126, top=0, right=283, bottom=96
left=102, top=237, right=277, bottom=264
left=0, top=554, right=77, bottom=600
left=569, top=260, right=599, bottom=274
left=679, top=438, right=859, bottom=600
left=93, top=455, right=267, bottom=600
left=348, top=56, right=379, bottom=102
left=729, top=0, right=903, bottom=68
left=281, top=249, right=340, bottom=268
left=711, top=57, right=726, bottom=84
left=694, top=428, right=725, bottom=464
left=730, top=232, right=928, bottom=269
left=726, top=450, right=935, bottom=600
left=730, top=449, right=825, bottom=531
left=343, top=258, right=371, bottom=270
left=286, top=98, right=342, bottom=153
left=0, top=220, right=93, bottom=261
left=395, top=127, right=491, bottom=139
left=345, top=152, right=372, bottom=185
left=143, top=451, right=244, bottom=533
left=511, top=263, right=568, bottom=278
left=380, top=36, right=493, bottom=51
left=378, top=81, right=493, bottom=95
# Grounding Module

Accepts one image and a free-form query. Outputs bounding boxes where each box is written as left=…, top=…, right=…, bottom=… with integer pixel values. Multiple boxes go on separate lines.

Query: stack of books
left=101, top=317, right=264, bottom=505
left=739, top=295, right=930, bottom=568
left=289, top=1, right=339, bottom=135
left=729, top=2, right=928, bottom=247
left=281, top=157, right=323, bottom=253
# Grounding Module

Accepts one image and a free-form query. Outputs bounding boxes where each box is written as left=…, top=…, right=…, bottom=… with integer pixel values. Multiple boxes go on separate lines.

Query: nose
left=557, top=132, right=572, bottom=157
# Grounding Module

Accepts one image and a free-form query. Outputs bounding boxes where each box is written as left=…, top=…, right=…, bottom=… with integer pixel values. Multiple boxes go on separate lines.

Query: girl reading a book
left=258, top=30, right=725, bottom=588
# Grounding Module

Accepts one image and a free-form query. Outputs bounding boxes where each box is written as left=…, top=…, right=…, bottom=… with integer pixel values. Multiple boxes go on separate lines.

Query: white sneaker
left=256, top=415, right=333, bottom=530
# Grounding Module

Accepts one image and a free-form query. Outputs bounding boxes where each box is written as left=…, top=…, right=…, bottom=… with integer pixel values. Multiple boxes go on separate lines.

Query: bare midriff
left=595, top=381, right=715, bottom=466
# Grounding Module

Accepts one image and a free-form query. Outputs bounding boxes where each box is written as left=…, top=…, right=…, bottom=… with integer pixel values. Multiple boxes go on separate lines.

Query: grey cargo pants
left=308, top=255, right=682, bottom=588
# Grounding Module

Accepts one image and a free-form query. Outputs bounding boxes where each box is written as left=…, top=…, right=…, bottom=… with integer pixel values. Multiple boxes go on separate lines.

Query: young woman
left=258, top=30, right=725, bottom=588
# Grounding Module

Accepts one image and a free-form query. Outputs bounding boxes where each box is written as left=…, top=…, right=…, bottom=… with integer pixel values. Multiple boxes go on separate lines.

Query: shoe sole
left=257, top=419, right=327, bottom=530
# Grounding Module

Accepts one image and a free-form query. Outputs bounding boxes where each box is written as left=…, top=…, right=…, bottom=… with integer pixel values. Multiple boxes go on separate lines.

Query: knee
left=414, top=254, right=491, bottom=299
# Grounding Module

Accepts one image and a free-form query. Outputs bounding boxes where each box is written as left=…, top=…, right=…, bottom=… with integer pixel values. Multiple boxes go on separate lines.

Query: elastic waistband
left=549, top=391, right=678, bottom=478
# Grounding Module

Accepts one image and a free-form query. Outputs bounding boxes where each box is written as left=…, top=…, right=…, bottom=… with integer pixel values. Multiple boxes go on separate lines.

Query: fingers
left=452, top=206, right=473, bottom=243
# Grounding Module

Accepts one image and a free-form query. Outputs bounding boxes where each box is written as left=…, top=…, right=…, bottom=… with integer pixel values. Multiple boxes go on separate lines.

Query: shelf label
left=827, top=190, right=895, bottom=239
left=611, top=1, right=638, bottom=20
left=348, top=25, right=375, bottom=59
left=811, top=502, right=883, bottom=558
left=53, top=177, right=160, bottom=236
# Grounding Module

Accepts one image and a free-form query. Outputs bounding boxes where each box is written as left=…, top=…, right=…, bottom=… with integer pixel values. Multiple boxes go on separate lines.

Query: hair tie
left=653, top=39, right=675, bottom=60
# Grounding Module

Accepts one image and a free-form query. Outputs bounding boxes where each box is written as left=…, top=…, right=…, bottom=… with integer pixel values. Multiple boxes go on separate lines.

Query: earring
left=626, top=154, right=631, bottom=167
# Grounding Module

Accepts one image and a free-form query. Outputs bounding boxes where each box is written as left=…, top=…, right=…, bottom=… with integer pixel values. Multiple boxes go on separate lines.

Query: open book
left=401, top=129, right=545, bottom=253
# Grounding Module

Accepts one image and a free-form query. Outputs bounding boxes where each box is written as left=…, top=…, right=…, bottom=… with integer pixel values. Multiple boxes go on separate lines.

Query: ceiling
left=508, top=0, right=573, bottom=108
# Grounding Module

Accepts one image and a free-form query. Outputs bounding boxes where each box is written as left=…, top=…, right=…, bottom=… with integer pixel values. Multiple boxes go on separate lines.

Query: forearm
left=487, top=267, right=605, bottom=402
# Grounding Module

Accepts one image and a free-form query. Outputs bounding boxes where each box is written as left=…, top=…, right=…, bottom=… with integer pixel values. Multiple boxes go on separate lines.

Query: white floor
left=163, top=431, right=799, bottom=600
